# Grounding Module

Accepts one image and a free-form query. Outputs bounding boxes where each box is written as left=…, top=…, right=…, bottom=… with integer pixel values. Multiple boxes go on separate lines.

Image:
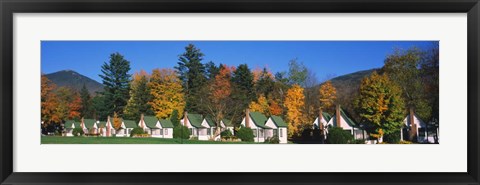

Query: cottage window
left=252, top=129, right=257, bottom=137
left=259, top=129, right=264, bottom=137
left=207, top=128, right=211, bottom=135
left=273, top=129, right=278, bottom=137
left=279, top=129, right=283, bottom=137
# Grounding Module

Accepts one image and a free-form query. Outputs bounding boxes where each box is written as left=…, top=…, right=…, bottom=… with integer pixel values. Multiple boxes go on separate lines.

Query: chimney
left=183, top=111, right=188, bottom=127
left=106, top=115, right=111, bottom=137
left=245, top=109, right=250, bottom=128
left=319, top=108, right=324, bottom=131
left=140, top=113, right=146, bottom=129
left=81, top=117, right=85, bottom=130
left=336, top=105, right=342, bottom=128
left=409, top=108, right=416, bottom=141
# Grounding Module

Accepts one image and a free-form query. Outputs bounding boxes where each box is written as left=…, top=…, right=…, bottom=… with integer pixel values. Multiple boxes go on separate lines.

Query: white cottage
left=240, top=109, right=287, bottom=143
left=264, top=115, right=288, bottom=143
left=139, top=115, right=174, bottom=138
left=181, top=112, right=209, bottom=140
left=327, top=105, right=366, bottom=140
left=401, top=108, right=435, bottom=143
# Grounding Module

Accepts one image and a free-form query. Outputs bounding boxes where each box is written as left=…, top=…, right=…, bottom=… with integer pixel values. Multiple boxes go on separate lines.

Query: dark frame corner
left=1, top=0, right=479, bottom=184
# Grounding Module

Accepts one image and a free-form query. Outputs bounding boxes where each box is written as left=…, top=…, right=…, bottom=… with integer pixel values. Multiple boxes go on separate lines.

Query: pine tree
left=354, top=71, right=405, bottom=141
left=99, top=52, right=131, bottom=117
left=170, top=109, right=180, bottom=127
left=255, top=67, right=274, bottom=97
left=80, top=84, right=92, bottom=118
left=124, top=70, right=152, bottom=120
left=175, top=44, right=207, bottom=113
left=231, top=64, right=256, bottom=112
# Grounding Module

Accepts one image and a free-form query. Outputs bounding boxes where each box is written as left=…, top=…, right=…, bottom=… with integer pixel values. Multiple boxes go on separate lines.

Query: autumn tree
left=54, top=87, right=82, bottom=121
left=148, top=68, right=185, bottom=119
left=205, top=65, right=235, bottom=136
left=284, top=84, right=307, bottom=138
left=124, top=70, right=153, bottom=120
left=99, top=52, right=131, bottom=117
left=268, top=98, right=283, bottom=116
left=175, top=44, right=207, bottom=113
left=41, top=75, right=60, bottom=124
left=249, top=95, right=269, bottom=115
left=382, top=47, right=431, bottom=121
left=354, top=71, right=405, bottom=141
left=112, top=112, right=122, bottom=130
left=318, top=80, right=337, bottom=113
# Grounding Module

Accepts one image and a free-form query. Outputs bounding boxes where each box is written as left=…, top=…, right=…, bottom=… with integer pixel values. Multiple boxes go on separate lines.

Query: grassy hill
left=45, top=70, right=103, bottom=95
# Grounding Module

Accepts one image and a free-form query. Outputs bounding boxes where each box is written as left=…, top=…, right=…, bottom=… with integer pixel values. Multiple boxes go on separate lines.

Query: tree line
left=41, top=43, right=439, bottom=141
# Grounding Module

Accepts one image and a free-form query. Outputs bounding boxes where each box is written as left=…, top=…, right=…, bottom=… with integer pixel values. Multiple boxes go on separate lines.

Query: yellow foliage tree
left=148, top=68, right=185, bottom=119
left=284, top=84, right=307, bottom=138
left=248, top=95, right=269, bottom=115
left=318, top=80, right=337, bottom=113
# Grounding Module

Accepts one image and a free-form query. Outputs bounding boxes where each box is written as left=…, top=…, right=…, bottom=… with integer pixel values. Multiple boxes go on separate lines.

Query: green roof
left=321, top=112, right=332, bottom=122
left=83, top=119, right=97, bottom=129
left=122, top=119, right=137, bottom=128
left=143, top=116, right=159, bottom=128
left=222, top=119, right=234, bottom=127
left=159, top=119, right=174, bottom=128
left=187, top=113, right=205, bottom=128
left=205, top=117, right=216, bottom=127
left=249, top=112, right=271, bottom=129
left=270, top=115, right=287, bottom=127
left=331, top=108, right=356, bottom=127
left=64, top=120, right=80, bottom=129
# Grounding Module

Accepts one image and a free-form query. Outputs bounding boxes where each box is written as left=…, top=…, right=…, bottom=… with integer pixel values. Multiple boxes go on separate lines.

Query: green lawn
left=41, top=136, right=259, bottom=144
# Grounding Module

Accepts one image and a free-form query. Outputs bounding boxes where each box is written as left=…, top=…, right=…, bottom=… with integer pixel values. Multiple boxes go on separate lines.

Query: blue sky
left=41, top=41, right=437, bottom=82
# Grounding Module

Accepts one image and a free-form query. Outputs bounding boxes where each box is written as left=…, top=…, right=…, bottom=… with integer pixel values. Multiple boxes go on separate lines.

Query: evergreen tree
left=231, top=64, right=256, bottom=111
left=205, top=61, right=220, bottom=80
left=170, top=109, right=180, bottom=127
left=99, top=52, right=131, bottom=117
left=124, top=70, right=153, bottom=120
left=175, top=44, right=207, bottom=113
left=255, top=67, right=274, bottom=97
left=79, top=84, right=92, bottom=118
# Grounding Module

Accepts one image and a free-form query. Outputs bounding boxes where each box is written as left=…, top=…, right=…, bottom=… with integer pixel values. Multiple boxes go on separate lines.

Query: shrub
left=327, top=127, right=353, bottom=144
left=383, top=131, right=401, bottom=144
left=130, top=127, right=145, bottom=137
left=237, top=126, right=254, bottom=142
left=264, top=136, right=280, bottom=144
left=399, top=140, right=412, bottom=144
left=173, top=125, right=190, bottom=139
left=220, top=129, right=233, bottom=138
left=72, top=128, right=84, bottom=137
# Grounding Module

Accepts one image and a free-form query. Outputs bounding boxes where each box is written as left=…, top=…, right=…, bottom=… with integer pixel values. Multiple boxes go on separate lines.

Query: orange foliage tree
left=284, top=84, right=307, bottom=138
left=112, top=112, right=122, bottom=130
left=41, top=75, right=60, bottom=124
left=206, top=65, right=235, bottom=135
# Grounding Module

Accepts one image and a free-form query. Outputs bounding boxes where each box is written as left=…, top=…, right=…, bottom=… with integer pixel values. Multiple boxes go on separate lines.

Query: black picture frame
left=1, top=0, right=479, bottom=184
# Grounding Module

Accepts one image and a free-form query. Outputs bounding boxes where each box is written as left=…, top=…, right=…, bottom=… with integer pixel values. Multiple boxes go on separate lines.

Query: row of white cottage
left=64, top=115, right=175, bottom=138
left=312, top=105, right=437, bottom=143
left=63, top=105, right=436, bottom=143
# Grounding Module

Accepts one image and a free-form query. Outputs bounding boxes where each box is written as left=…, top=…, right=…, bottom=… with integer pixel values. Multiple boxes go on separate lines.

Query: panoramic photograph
left=40, top=41, right=439, bottom=144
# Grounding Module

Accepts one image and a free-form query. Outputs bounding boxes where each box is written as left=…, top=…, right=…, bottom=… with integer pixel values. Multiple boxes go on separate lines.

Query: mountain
left=320, top=68, right=378, bottom=121
left=45, top=70, right=104, bottom=95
